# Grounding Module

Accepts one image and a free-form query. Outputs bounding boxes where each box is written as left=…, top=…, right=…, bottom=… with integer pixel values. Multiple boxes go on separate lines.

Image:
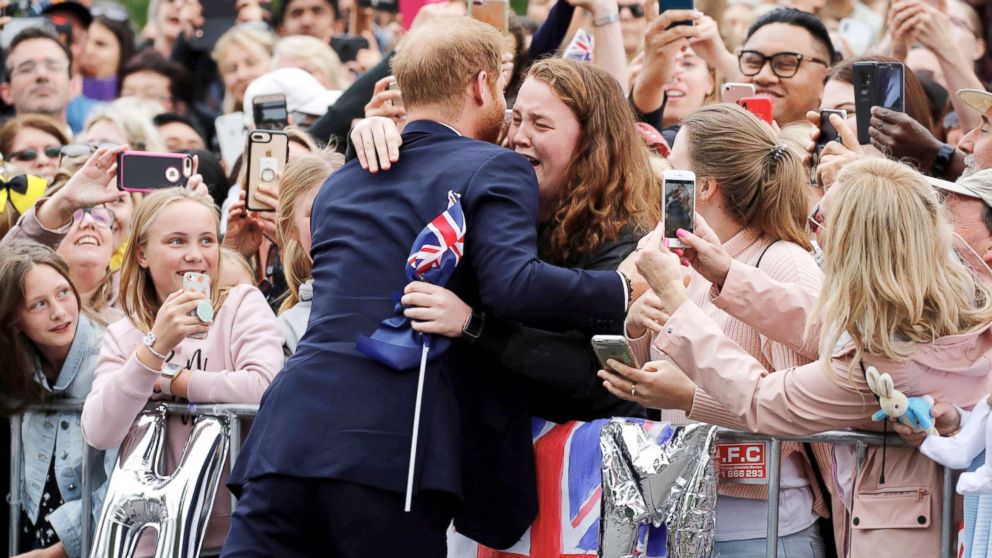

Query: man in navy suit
left=222, top=16, right=636, bottom=557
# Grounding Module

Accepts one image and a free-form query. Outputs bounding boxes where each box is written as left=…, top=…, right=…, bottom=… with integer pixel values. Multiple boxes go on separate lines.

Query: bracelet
left=593, top=12, right=620, bottom=26
left=618, top=271, right=634, bottom=312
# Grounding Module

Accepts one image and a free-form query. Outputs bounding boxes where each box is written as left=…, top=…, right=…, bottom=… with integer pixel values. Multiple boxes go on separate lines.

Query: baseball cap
left=39, top=0, right=93, bottom=27
left=958, top=89, right=992, bottom=116
left=931, top=169, right=992, bottom=209
left=243, top=68, right=342, bottom=125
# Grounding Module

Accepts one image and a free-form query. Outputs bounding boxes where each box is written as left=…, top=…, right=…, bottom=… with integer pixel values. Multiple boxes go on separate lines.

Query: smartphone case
left=244, top=131, right=289, bottom=212
left=738, top=97, right=774, bottom=125
left=117, top=151, right=192, bottom=192
left=854, top=62, right=905, bottom=145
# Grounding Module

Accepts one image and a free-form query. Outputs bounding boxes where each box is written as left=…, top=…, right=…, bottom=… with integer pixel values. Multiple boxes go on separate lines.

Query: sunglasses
left=72, top=207, right=116, bottom=229
left=9, top=146, right=62, bottom=162
left=618, top=3, right=645, bottom=17
left=808, top=203, right=827, bottom=234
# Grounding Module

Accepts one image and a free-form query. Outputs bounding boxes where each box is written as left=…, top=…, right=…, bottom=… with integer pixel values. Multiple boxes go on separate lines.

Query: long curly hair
left=528, top=59, right=661, bottom=265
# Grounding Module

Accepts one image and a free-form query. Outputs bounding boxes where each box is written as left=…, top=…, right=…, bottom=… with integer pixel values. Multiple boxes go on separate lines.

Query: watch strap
left=159, top=364, right=181, bottom=396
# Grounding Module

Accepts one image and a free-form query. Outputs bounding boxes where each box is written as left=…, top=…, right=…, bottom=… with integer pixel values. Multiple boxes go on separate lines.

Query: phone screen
left=254, top=96, right=289, bottom=130
left=817, top=110, right=845, bottom=151
left=660, top=0, right=695, bottom=26
left=878, top=63, right=905, bottom=112
left=664, top=178, right=695, bottom=239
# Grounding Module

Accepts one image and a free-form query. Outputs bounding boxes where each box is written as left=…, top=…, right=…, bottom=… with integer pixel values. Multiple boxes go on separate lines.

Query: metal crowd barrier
left=8, top=402, right=956, bottom=558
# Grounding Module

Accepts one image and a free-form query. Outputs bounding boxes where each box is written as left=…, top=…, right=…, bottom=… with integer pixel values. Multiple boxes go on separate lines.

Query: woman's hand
left=598, top=358, right=697, bottom=411
left=401, top=282, right=473, bottom=337
left=635, top=224, right=690, bottom=315
left=637, top=10, right=700, bottom=92
left=673, top=213, right=731, bottom=289
left=351, top=116, right=403, bottom=173
left=625, top=290, right=670, bottom=338
left=807, top=110, right=862, bottom=189
left=224, top=191, right=268, bottom=258
left=38, top=145, right=128, bottom=229
left=149, top=290, right=210, bottom=354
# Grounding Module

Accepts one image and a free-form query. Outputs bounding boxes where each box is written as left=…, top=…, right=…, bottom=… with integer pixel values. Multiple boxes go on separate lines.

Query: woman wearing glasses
left=0, top=115, right=71, bottom=184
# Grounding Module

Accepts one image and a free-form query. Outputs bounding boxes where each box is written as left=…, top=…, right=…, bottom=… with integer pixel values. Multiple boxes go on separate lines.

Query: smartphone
left=117, top=151, right=193, bottom=192
left=660, top=0, right=695, bottom=27
left=215, top=112, right=247, bottom=170
left=252, top=94, right=289, bottom=130
left=468, top=0, right=509, bottom=34
left=189, top=0, right=237, bottom=51
left=738, top=96, right=774, bottom=126
left=854, top=61, right=905, bottom=145
left=721, top=82, right=756, bottom=105
left=838, top=18, right=872, bottom=56
left=244, top=130, right=289, bottom=213
left=663, top=170, right=696, bottom=248
left=816, top=109, right=847, bottom=152
left=331, top=34, right=371, bottom=63
left=591, top=335, right=640, bottom=371
left=182, top=272, right=211, bottom=339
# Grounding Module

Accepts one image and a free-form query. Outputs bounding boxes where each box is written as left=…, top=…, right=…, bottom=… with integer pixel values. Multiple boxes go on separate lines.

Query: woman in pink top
left=81, top=188, right=285, bottom=556
left=605, top=158, right=992, bottom=556
left=625, top=103, right=830, bottom=555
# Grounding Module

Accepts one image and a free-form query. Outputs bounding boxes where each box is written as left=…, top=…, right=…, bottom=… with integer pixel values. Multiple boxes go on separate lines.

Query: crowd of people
left=1, top=0, right=992, bottom=556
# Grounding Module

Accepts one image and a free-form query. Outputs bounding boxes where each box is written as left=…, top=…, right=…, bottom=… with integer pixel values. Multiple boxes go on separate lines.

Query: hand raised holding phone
left=149, top=290, right=211, bottom=355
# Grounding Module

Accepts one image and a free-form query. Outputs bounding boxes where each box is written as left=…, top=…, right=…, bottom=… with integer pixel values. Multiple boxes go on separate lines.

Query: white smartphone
left=215, top=112, right=247, bottom=171
left=663, top=170, right=696, bottom=249
left=591, top=335, right=640, bottom=371
left=838, top=18, right=873, bottom=57
left=721, top=82, right=756, bottom=105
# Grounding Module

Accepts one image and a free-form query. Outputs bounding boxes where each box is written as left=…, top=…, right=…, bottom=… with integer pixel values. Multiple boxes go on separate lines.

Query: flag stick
left=404, top=340, right=430, bottom=512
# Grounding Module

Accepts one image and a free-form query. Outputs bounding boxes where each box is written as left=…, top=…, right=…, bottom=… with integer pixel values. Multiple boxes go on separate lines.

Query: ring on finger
left=631, top=383, right=637, bottom=397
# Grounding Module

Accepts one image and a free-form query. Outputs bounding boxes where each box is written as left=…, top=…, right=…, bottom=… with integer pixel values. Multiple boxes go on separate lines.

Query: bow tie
left=0, top=175, right=47, bottom=215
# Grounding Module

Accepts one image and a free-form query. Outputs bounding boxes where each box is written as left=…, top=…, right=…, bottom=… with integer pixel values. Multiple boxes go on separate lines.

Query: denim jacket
left=20, top=315, right=116, bottom=558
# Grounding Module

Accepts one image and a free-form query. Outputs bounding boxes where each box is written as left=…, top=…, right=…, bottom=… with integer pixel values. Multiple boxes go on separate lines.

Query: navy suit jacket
left=230, top=121, right=626, bottom=547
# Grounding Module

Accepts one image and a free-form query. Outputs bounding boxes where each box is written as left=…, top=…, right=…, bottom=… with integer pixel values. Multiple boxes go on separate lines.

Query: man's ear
left=471, top=71, right=490, bottom=107
left=0, top=82, right=12, bottom=106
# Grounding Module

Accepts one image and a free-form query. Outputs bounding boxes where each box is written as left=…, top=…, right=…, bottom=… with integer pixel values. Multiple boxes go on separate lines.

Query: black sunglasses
left=9, top=146, right=62, bottom=162
left=618, top=3, right=645, bottom=17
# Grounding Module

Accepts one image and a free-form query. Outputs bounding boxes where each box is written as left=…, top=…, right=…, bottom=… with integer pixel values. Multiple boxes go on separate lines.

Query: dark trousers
left=220, top=475, right=456, bottom=558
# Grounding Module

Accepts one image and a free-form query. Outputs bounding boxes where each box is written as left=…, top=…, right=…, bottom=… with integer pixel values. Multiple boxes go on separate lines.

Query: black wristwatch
left=930, top=143, right=956, bottom=178
left=462, top=310, right=485, bottom=341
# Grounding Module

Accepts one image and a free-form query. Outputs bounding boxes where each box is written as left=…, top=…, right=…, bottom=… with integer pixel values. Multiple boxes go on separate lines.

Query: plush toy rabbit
left=865, top=366, right=939, bottom=435
left=922, top=397, right=992, bottom=495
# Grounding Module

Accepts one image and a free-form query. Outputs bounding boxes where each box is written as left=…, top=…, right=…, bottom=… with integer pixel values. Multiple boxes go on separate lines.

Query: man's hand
left=868, top=107, right=944, bottom=171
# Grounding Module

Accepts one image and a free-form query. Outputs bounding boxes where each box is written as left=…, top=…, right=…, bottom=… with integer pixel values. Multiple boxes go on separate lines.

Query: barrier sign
left=717, top=442, right=767, bottom=484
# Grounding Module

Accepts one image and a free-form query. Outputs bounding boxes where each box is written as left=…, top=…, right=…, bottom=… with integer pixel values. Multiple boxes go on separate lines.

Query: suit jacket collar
left=403, top=119, right=464, bottom=137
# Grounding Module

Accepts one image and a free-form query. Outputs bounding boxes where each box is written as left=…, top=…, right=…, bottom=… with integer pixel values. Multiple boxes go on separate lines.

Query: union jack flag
left=448, top=419, right=672, bottom=558
left=407, top=190, right=466, bottom=283
left=563, top=29, right=594, bottom=63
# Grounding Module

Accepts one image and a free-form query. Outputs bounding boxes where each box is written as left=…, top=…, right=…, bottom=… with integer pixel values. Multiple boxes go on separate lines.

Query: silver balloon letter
left=90, top=405, right=230, bottom=558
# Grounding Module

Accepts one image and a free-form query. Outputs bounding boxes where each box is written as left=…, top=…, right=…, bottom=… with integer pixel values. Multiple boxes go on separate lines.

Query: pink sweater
left=81, top=284, right=285, bottom=556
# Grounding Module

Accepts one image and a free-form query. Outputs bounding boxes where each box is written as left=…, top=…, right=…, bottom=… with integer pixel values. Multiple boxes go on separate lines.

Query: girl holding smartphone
left=81, top=188, right=284, bottom=556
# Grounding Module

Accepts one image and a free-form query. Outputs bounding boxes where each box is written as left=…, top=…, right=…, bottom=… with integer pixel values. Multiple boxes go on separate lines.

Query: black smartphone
left=660, top=0, right=695, bottom=27
left=189, top=0, right=237, bottom=51
left=252, top=94, right=289, bottom=130
left=117, top=151, right=193, bottom=192
left=331, top=34, right=370, bottom=63
left=817, top=109, right=847, bottom=152
left=244, top=130, right=289, bottom=212
left=854, top=61, right=905, bottom=145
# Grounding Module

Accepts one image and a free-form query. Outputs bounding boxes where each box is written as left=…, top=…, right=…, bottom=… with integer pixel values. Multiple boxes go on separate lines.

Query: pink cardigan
left=81, top=284, right=285, bottom=556
left=654, top=292, right=992, bottom=557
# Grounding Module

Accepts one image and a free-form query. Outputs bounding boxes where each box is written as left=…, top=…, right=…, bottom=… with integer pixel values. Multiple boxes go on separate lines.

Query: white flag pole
left=404, top=341, right=430, bottom=512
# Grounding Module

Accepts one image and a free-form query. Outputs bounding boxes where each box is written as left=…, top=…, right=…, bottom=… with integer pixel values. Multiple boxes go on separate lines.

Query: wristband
left=593, top=12, right=620, bottom=26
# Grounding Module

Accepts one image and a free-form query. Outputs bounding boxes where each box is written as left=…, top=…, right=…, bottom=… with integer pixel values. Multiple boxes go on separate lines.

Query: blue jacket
left=230, top=120, right=626, bottom=547
left=20, top=314, right=115, bottom=557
